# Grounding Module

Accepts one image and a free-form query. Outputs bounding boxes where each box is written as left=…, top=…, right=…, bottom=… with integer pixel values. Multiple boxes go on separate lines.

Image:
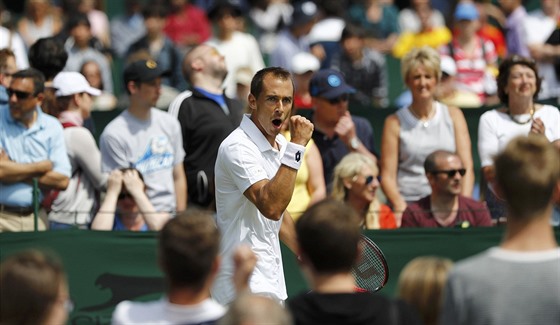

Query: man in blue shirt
left=0, top=68, right=71, bottom=232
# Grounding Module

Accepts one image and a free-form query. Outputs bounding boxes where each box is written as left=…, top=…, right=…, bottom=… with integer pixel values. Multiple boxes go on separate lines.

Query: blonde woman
left=332, top=152, right=396, bottom=229
left=397, top=256, right=453, bottom=325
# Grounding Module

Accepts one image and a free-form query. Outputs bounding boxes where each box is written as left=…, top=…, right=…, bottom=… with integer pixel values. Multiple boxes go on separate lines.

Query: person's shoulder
left=351, top=115, right=373, bottom=128
left=112, top=299, right=165, bottom=324
left=101, top=111, right=127, bottom=133
left=458, top=195, right=486, bottom=208
left=451, top=249, right=494, bottom=276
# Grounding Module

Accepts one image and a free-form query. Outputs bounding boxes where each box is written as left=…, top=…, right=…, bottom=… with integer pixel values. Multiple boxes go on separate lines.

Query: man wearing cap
left=309, top=69, right=378, bottom=191
left=168, top=44, right=244, bottom=210
left=46, top=71, right=108, bottom=229
left=100, top=59, right=187, bottom=214
left=269, top=0, right=318, bottom=71
left=401, top=150, right=492, bottom=228
left=0, top=68, right=71, bottom=232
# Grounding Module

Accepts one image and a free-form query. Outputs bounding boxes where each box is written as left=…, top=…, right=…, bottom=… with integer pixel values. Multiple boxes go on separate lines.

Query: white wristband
left=281, top=142, right=306, bottom=170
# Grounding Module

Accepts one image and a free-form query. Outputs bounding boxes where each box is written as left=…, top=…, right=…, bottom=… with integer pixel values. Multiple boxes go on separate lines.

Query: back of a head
left=397, top=256, right=453, bottom=325
left=0, top=250, right=67, bottom=325
left=158, top=210, right=220, bottom=289
left=296, top=199, right=361, bottom=273
left=494, top=135, right=560, bottom=220
left=217, top=293, right=293, bottom=325
left=28, top=37, right=68, bottom=82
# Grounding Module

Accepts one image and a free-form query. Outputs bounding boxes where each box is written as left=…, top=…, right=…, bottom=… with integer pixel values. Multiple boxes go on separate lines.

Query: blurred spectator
left=307, top=0, right=346, bottom=69
left=401, top=150, right=492, bottom=228
left=234, top=66, right=252, bottom=109
left=474, top=1, right=507, bottom=59
left=309, top=69, right=379, bottom=191
left=348, top=0, right=400, bottom=54
left=288, top=199, right=422, bottom=324
left=441, top=135, right=560, bottom=325
left=498, top=0, right=529, bottom=56
left=80, top=60, right=117, bottom=110
left=218, top=293, right=292, bottom=325
left=206, top=0, right=265, bottom=99
left=0, top=8, right=29, bottom=70
left=0, top=69, right=71, bottom=232
left=91, top=169, right=170, bottom=231
left=380, top=47, right=473, bottom=226
left=248, top=0, right=292, bottom=58
left=76, top=0, right=111, bottom=48
left=47, top=71, right=107, bottom=229
left=0, top=250, right=71, bottom=325
left=100, top=59, right=187, bottom=214
left=291, top=51, right=320, bottom=110
left=269, top=0, right=318, bottom=71
left=440, top=2, right=498, bottom=105
left=332, top=23, right=388, bottom=108
left=63, top=14, right=113, bottom=94
left=109, top=0, right=145, bottom=59
left=17, top=0, right=63, bottom=49
left=332, top=152, right=396, bottom=229
left=478, top=56, right=560, bottom=221
left=435, top=55, right=482, bottom=108
left=522, top=0, right=560, bottom=100
left=398, top=0, right=446, bottom=34
left=164, top=0, right=212, bottom=51
left=0, top=48, right=17, bottom=105
left=397, top=256, right=453, bottom=325
left=168, top=44, right=244, bottom=210
left=127, top=3, right=187, bottom=92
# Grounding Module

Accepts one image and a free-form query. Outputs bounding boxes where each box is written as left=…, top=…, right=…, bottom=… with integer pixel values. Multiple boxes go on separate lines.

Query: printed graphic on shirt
left=134, top=136, right=174, bottom=175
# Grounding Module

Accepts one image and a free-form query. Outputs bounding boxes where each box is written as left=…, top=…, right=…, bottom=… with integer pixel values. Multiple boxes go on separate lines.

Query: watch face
left=351, top=137, right=359, bottom=150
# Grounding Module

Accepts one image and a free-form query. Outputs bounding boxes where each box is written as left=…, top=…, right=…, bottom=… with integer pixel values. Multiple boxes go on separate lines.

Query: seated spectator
left=498, top=0, right=529, bottom=57
left=109, top=0, right=145, bottom=59
left=348, top=0, right=400, bottom=54
left=248, top=0, right=292, bottom=58
left=80, top=60, right=117, bottom=111
left=397, top=256, right=453, bottom=325
left=332, top=153, right=396, bottom=229
left=0, top=250, right=71, bottom=325
left=380, top=46, right=473, bottom=226
left=47, top=71, right=108, bottom=229
left=474, top=1, right=507, bottom=59
left=91, top=169, right=170, bottom=231
left=435, top=55, right=482, bottom=108
left=440, top=135, right=560, bottom=325
left=401, top=150, right=492, bottom=228
left=164, top=0, right=211, bottom=51
left=332, top=23, right=388, bottom=108
left=439, top=2, right=498, bottom=105
left=0, top=22, right=29, bottom=70
left=17, top=0, right=63, bottom=48
left=63, top=14, right=113, bottom=94
left=398, top=0, right=446, bottom=34
left=291, top=52, right=320, bottom=110
left=77, top=0, right=111, bottom=48
left=287, top=199, right=422, bottom=324
left=307, top=0, right=346, bottom=69
left=0, top=48, right=17, bottom=105
left=111, top=210, right=257, bottom=324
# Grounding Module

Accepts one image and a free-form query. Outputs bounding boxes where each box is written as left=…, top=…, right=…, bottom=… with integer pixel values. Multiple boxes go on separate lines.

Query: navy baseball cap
left=123, top=59, right=169, bottom=84
left=309, top=69, right=356, bottom=99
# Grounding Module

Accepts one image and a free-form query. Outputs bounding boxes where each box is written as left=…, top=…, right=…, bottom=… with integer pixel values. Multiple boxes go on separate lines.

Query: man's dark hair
left=250, top=67, right=293, bottom=99
left=142, top=2, right=168, bottom=19
left=12, top=68, right=46, bottom=95
left=424, top=150, right=456, bottom=174
left=340, top=23, right=367, bottom=42
left=296, top=199, right=361, bottom=273
left=158, top=210, right=220, bottom=290
left=28, top=37, right=68, bottom=81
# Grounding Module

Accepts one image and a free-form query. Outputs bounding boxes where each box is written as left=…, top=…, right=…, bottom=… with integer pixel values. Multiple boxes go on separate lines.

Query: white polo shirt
left=211, top=115, right=288, bottom=305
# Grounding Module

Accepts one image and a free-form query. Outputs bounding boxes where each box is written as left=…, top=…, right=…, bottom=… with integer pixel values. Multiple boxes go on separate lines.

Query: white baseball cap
left=440, top=56, right=457, bottom=77
left=53, top=72, right=101, bottom=97
left=291, top=52, right=320, bottom=75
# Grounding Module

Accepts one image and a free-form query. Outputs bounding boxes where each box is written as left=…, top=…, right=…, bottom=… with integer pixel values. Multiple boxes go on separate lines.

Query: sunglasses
left=364, top=175, right=381, bottom=185
left=7, top=88, right=34, bottom=100
left=328, top=93, right=349, bottom=105
left=118, top=192, right=133, bottom=200
left=431, top=169, right=466, bottom=177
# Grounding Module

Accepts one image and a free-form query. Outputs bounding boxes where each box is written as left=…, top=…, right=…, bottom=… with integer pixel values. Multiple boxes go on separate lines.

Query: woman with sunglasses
left=478, top=55, right=560, bottom=221
left=332, top=153, right=396, bottom=229
left=91, top=169, right=170, bottom=231
left=380, top=46, right=473, bottom=227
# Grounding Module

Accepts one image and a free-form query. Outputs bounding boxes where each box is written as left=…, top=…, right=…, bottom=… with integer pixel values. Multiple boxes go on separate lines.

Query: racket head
left=351, top=235, right=389, bottom=292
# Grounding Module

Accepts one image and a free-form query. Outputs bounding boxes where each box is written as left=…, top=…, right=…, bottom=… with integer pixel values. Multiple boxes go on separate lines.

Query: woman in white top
left=381, top=46, right=473, bottom=226
left=478, top=55, right=560, bottom=220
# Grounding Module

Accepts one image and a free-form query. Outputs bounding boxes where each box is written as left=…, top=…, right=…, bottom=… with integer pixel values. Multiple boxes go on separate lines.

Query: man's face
left=313, top=93, right=350, bottom=125
left=8, top=77, right=42, bottom=123
left=0, top=55, right=17, bottom=88
left=249, top=74, right=294, bottom=144
left=429, top=155, right=465, bottom=196
left=200, top=46, right=228, bottom=81
left=131, top=78, right=161, bottom=107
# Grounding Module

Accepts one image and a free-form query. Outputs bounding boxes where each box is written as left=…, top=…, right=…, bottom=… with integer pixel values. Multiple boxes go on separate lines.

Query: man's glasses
left=430, top=169, right=466, bottom=177
left=7, top=88, right=34, bottom=100
left=328, top=93, right=349, bottom=105
left=118, top=192, right=132, bottom=200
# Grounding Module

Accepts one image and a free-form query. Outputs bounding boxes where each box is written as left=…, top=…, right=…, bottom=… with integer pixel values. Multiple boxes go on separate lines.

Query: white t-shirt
left=211, top=115, right=288, bottom=305
left=112, top=297, right=226, bottom=324
left=478, top=105, right=560, bottom=167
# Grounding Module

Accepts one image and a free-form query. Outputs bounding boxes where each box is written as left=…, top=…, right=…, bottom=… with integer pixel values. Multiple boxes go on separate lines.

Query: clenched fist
left=289, top=115, right=314, bottom=146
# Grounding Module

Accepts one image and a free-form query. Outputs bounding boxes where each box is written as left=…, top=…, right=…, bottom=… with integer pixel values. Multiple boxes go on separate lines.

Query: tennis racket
left=351, top=235, right=389, bottom=292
